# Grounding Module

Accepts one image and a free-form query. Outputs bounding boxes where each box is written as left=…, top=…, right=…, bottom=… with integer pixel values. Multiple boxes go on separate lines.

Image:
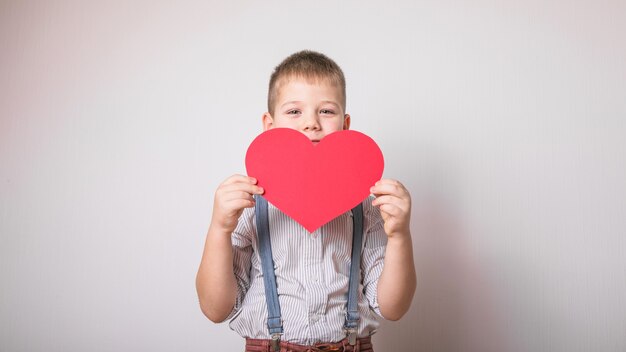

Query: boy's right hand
left=210, top=174, right=264, bottom=234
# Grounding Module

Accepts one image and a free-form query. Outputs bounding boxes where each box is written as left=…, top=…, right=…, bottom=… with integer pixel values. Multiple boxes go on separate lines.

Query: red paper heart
left=245, top=128, right=384, bottom=232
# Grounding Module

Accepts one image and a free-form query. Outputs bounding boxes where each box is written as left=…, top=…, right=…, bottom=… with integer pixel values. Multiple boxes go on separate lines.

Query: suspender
left=254, top=195, right=364, bottom=350
left=344, top=202, right=364, bottom=345
left=254, top=195, right=284, bottom=349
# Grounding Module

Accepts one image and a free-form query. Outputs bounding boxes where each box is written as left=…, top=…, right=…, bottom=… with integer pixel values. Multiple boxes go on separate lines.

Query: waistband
left=245, top=336, right=373, bottom=352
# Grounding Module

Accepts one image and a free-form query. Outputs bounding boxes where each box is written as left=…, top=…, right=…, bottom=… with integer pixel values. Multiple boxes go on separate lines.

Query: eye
left=320, top=109, right=335, bottom=115
left=286, top=109, right=301, bottom=116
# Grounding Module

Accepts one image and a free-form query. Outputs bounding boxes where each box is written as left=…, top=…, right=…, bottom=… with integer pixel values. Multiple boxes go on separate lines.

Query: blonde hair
left=268, top=50, right=346, bottom=115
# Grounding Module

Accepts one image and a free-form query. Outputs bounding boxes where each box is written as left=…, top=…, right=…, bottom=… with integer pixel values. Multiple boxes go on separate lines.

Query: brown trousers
left=245, top=336, right=373, bottom=352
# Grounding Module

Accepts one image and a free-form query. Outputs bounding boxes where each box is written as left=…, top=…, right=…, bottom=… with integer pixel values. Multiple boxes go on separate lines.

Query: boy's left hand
left=370, top=179, right=411, bottom=238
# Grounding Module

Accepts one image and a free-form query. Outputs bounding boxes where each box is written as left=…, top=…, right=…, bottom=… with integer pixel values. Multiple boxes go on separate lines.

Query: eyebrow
left=280, top=101, right=302, bottom=108
left=280, top=100, right=340, bottom=109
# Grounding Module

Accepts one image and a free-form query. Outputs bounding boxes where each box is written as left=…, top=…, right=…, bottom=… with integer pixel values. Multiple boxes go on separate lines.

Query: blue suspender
left=254, top=195, right=283, bottom=350
left=254, top=195, right=364, bottom=350
left=344, top=202, right=364, bottom=345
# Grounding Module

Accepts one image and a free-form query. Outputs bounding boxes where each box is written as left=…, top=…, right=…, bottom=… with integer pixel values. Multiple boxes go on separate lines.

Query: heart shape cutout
left=245, top=128, right=384, bottom=232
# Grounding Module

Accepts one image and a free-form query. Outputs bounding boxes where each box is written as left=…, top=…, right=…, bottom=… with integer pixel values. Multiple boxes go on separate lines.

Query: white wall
left=1, top=1, right=625, bottom=351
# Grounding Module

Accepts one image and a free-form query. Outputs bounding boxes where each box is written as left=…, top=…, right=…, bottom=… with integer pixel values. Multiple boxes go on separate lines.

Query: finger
left=223, top=198, right=256, bottom=211
left=221, top=190, right=256, bottom=203
left=371, top=195, right=406, bottom=208
left=372, top=196, right=410, bottom=217
left=374, top=179, right=409, bottom=195
left=222, top=174, right=258, bottom=186
left=220, top=182, right=265, bottom=195
left=375, top=178, right=402, bottom=186
left=370, top=183, right=405, bottom=197
left=378, top=203, right=403, bottom=217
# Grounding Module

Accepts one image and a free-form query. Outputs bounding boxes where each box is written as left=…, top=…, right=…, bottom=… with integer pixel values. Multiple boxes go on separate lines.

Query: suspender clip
left=270, top=333, right=281, bottom=351
left=345, top=328, right=357, bottom=346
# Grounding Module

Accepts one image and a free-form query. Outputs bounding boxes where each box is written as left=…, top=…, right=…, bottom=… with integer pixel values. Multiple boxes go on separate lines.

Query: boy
left=196, top=51, right=416, bottom=351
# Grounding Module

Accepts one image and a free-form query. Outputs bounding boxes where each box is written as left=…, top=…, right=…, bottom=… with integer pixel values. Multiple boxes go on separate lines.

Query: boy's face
left=263, top=77, right=350, bottom=145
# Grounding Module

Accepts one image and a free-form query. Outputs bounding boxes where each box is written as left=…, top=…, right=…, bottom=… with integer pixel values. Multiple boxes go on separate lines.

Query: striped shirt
left=227, top=196, right=388, bottom=345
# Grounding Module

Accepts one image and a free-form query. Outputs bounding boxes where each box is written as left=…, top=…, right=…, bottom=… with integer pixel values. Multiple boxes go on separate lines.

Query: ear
left=343, top=114, right=351, bottom=130
left=262, top=112, right=274, bottom=131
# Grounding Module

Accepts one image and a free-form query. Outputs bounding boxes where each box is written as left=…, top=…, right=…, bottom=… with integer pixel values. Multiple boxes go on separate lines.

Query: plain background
left=1, top=1, right=625, bottom=351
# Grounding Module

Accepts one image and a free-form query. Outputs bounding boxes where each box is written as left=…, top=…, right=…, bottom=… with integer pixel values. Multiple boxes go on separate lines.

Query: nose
left=302, top=112, right=321, bottom=131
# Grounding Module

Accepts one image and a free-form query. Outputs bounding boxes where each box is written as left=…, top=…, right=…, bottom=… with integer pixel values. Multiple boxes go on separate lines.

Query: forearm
left=196, top=224, right=238, bottom=323
left=377, top=232, right=416, bottom=320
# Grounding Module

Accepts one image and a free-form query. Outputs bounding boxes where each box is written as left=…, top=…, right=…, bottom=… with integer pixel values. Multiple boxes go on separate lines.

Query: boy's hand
left=370, top=179, right=411, bottom=238
left=211, top=174, right=264, bottom=234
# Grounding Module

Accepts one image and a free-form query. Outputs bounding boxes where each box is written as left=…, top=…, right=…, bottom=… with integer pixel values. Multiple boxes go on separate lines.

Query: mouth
left=310, top=139, right=320, bottom=145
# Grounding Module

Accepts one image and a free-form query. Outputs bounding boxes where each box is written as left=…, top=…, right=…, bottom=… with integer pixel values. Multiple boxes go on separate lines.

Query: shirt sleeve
left=360, top=196, right=388, bottom=318
left=226, top=207, right=255, bottom=320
